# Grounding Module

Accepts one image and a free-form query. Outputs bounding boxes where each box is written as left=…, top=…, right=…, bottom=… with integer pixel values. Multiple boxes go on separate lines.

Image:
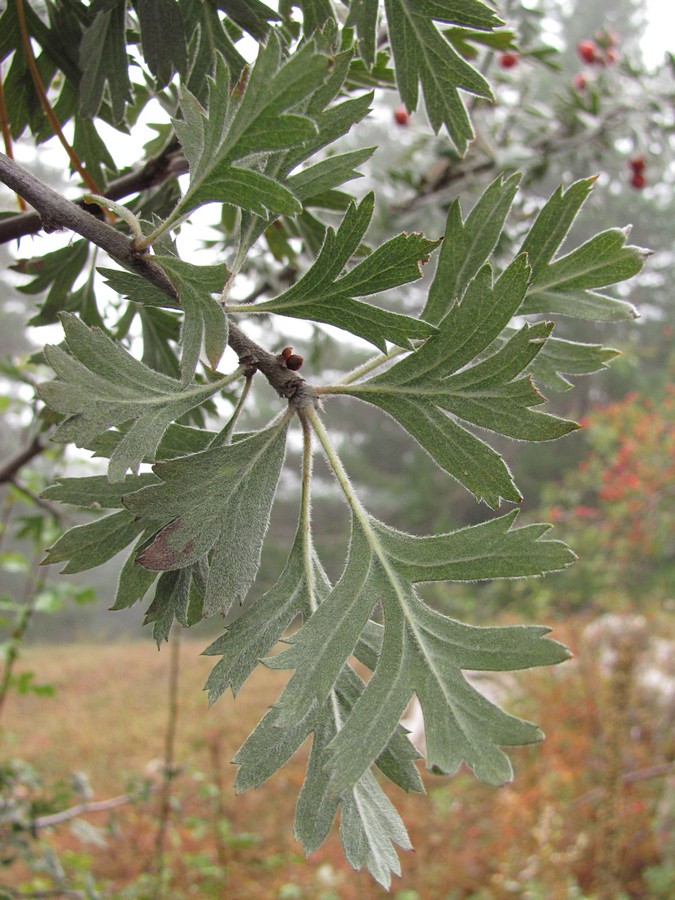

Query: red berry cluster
left=576, top=30, right=619, bottom=67
left=629, top=155, right=646, bottom=190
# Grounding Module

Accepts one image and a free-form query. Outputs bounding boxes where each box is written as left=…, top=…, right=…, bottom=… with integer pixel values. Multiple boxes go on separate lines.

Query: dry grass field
left=1, top=623, right=672, bottom=899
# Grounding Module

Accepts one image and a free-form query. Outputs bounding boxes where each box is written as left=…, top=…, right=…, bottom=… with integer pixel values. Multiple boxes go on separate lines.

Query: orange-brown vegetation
left=1, top=621, right=672, bottom=899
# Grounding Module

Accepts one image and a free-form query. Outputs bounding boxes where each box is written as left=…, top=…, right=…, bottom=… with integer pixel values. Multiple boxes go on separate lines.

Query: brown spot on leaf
left=137, top=518, right=187, bottom=571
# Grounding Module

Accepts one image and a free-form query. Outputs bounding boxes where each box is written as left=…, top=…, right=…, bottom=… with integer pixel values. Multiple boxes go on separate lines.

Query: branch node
left=238, top=354, right=259, bottom=378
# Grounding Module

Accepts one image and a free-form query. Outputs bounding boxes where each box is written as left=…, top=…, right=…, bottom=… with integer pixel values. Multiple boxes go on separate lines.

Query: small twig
left=0, top=492, right=15, bottom=555
left=0, top=549, right=46, bottom=722
left=394, top=106, right=632, bottom=216
left=151, top=622, right=183, bottom=899
left=34, top=790, right=155, bottom=830
left=0, top=140, right=188, bottom=245
left=570, top=760, right=675, bottom=808
left=0, top=434, right=46, bottom=484
left=9, top=479, right=66, bottom=522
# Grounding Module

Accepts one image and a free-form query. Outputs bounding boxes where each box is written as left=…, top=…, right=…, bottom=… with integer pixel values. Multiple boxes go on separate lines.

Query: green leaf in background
left=246, top=193, right=440, bottom=350
left=37, top=314, right=236, bottom=482
left=79, top=1, right=133, bottom=123
left=13, top=241, right=90, bottom=326
left=383, top=0, right=499, bottom=152
left=132, top=0, right=188, bottom=87
left=336, top=256, right=576, bottom=506
left=346, top=0, right=380, bottom=67
left=217, top=0, right=281, bottom=41
left=123, top=416, right=290, bottom=615
left=73, top=116, right=119, bottom=188
left=144, top=561, right=206, bottom=645
left=283, top=0, right=337, bottom=36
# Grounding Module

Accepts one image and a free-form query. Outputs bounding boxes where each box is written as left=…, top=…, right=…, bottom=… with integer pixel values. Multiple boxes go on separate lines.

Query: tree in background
left=0, top=0, right=662, bottom=890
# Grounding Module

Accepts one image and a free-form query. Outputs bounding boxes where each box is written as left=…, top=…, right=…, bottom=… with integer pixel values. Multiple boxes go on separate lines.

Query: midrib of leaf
left=528, top=233, right=635, bottom=293
left=300, top=416, right=318, bottom=615
left=114, top=371, right=241, bottom=408
left=319, top=382, right=534, bottom=402
left=307, top=407, right=446, bottom=698
left=400, top=4, right=489, bottom=104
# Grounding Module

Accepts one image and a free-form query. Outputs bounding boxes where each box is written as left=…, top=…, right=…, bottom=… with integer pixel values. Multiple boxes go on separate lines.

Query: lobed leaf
left=520, top=180, right=647, bottom=321
left=340, top=257, right=577, bottom=506
left=172, top=36, right=332, bottom=224
left=268, top=501, right=572, bottom=794
left=383, top=0, right=499, bottom=152
left=123, top=417, right=290, bottom=615
left=37, top=315, right=233, bottom=482
left=78, top=2, right=133, bottom=123
left=423, top=173, right=522, bottom=325
left=248, top=193, right=440, bottom=351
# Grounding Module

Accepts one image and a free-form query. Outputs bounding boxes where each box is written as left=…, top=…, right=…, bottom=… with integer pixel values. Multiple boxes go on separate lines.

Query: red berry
left=605, top=47, right=618, bottom=64
left=577, top=40, right=600, bottom=64
left=499, top=52, right=519, bottom=69
left=573, top=73, right=586, bottom=90
left=630, top=172, right=646, bottom=190
left=629, top=155, right=645, bottom=173
left=393, top=105, right=409, bottom=126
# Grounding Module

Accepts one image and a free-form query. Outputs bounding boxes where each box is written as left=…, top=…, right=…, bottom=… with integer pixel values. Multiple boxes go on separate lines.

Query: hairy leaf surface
left=211, top=523, right=422, bottom=888
left=123, top=417, right=290, bottom=615
left=338, top=256, right=577, bottom=505
left=248, top=193, right=440, bottom=350
left=38, top=315, right=233, bottom=482
left=268, top=503, right=572, bottom=792
left=383, top=0, right=499, bottom=152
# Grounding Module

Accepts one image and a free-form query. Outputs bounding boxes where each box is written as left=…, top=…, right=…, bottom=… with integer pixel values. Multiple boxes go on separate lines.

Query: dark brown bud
left=285, top=354, right=304, bottom=371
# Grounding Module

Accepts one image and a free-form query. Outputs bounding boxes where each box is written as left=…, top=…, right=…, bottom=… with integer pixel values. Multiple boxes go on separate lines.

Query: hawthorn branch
left=0, top=140, right=188, bottom=245
left=0, top=434, right=46, bottom=484
left=0, top=153, right=314, bottom=407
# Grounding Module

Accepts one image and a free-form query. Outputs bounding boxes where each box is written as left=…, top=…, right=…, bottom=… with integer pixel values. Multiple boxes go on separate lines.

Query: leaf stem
left=0, top=69, right=26, bottom=211
left=305, top=406, right=367, bottom=528
left=15, top=0, right=103, bottom=200
left=335, top=346, right=408, bottom=386
left=151, top=622, right=182, bottom=900
left=299, top=412, right=317, bottom=612
left=209, top=373, right=253, bottom=448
